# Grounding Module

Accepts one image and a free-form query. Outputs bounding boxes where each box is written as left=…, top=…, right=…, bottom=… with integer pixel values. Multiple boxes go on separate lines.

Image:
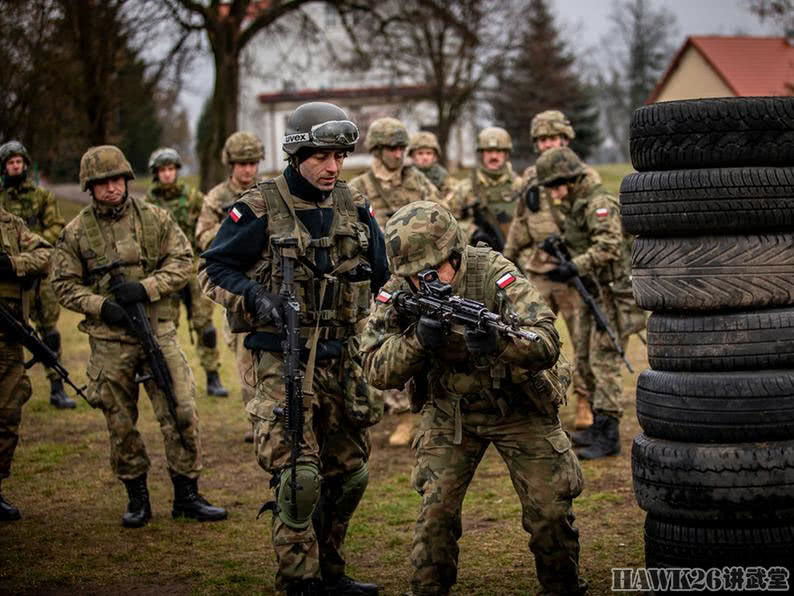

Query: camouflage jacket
left=51, top=196, right=194, bottom=341
left=504, top=164, right=601, bottom=273
left=0, top=207, right=52, bottom=316
left=348, top=159, right=440, bottom=229
left=359, top=245, right=560, bottom=415
left=415, top=163, right=457, bottom=196
left=195, top=177, right=246, bottom=252
left=146, top=180, right=203, bottom=251
left=0, top=179, right=65, bottom=244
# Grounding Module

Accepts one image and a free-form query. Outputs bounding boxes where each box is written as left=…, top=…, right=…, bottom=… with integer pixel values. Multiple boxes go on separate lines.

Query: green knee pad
left=335, top=463, right=369, bottom=522
left=277, top=463, right=321, bottom=530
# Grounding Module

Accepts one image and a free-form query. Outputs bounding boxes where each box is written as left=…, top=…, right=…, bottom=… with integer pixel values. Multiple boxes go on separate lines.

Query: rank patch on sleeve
left=595, top=207, right=609, bottom=219
left=496, top=272, right=517, bottom=289
left=376, top=290, right=392, bottom=303
left=229, top=207, right=243, bottom=223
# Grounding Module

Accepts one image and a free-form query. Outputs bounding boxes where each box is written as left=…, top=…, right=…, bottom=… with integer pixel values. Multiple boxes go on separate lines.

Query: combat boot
left=171, top=475, right=227, bottom=521
left=206, top=370, right=229, bottom=397
left=49, top=379, right=77, bottom=409
left=571, top=418, right=598, bottom=448
left=574, top=396, right=592, bottom=430
left=121, top=474, right=151, bottom=528
left=576, top=414, right=620, bottom=460
left=388, top=416, right=414, bottom=447
left=324, top=574, right=379, bottom=595
left=286, top=579, right=325, bottom=596
left=0, top=481, right=20, bottom=522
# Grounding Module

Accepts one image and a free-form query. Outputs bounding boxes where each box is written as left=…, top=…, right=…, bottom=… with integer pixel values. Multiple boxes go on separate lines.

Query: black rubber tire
left=630, top=97, right=794, bottom=171
left=631, top=234, right=794, bottom=312
left=632, top=433, right=794, bottom=522
left=636, top=369, right=794, bottom=442
left=620, top=167, right=794, bottom=235
left=647, top=309, right=794, bottom=372
left=644, top=514, right=794, bottom=573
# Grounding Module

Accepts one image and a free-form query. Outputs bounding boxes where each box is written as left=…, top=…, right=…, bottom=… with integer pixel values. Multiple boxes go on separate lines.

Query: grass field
left=0, top=165, right=646, bottom=595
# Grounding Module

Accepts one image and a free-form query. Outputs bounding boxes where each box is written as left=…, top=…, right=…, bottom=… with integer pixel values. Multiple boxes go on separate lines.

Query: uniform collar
left=371, top=157, right=404, bottom=184
left=477, top=163, right=512, bottom=185
left=92, top=194, right=131, bottom=219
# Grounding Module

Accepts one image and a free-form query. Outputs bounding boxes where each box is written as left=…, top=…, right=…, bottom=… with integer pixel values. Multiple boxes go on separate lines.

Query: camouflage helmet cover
left=407, top=131, right=442, bottom=157
left=384, top=201, right=465, bottom=276
left=148, top=147, right=182, bottom=174
left=536, top=146, right=585, bottom=187
left=282, top=102, right=359, bottom=156
left=0, top=140, right=32, bottom=173
left=477, top=127, right=512, bottom=152
left=79, top=145, right=135, bottom=191
left=365, top=117, right=409, bottom=152
left=222, top=131, right=264, bottom=166
left=531, top=110, right=575, bottom=140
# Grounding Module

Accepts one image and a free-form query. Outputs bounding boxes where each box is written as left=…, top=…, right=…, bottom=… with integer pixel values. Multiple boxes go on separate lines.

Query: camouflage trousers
left=84, top=333, right=201, bottom=480
left=527, top=273, right=587, bottom=399
left=411, top=402, right=585, bottom=595
left=31, top=278, right=61, bottom=382
left=576, top=292, right=628, bottom=419
left=0, top=339, right=32, bottom=480
left=247, top=349, right=371, bottom=590
left=174, top=276, right=221, bottom=374
left=223, top=317, right=255, bottom=406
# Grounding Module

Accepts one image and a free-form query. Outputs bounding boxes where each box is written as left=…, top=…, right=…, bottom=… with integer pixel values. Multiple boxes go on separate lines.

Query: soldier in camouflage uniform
left=51, top=145, right=227, bottom=527
left=360, top=201, right=586, bottom=596
left=504, top=111, right=600, bottom=430
left=407, top=132, right=456, bottom=196
left=444, top=127, right=524, bottom=246
left=0, top=141, right=74, bottom=409
left=146, top=147, right=229, bottom=398
left=0, top=208, right=52, bottom=521
left=349, top=118, right=440, bottom=445
left=199, top=102, right=388, bottom=596
left=535, top=147, right=632, bottom=460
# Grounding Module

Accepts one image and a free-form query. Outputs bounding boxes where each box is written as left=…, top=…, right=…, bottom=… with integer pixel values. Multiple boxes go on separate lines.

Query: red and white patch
left=595, top=207, right=609, bottom=219
left=229, top=207, right=243, bottom=223
left=496, top=272, right=516, bottom=289
left=369, top=204, right=376, bottom=217
left=376, top=290, right=392, bottom=304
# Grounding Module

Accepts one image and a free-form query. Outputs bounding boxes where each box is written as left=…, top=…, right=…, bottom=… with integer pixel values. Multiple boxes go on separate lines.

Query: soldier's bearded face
left=5, top=156, right=25, bottom=176
left=231, top=161, right=259, bottom=187
left=299, top=150, right=346, bottom=191
left=535, top=135, right=567, bottom=153
left=380, top=146, right=405, bottom=171
left=549, top=183, right=569, bottom=203
left=411, top=148, right=436, bottom=168
left=157, top=164, right=178, bottom=185
left=92, top=176, right=127, bottom=204
left=481, top=149, right=506, bottom=171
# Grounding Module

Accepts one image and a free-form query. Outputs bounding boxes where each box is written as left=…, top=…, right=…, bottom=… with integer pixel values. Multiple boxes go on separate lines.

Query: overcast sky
left=179, top=0, right=777, bottom=128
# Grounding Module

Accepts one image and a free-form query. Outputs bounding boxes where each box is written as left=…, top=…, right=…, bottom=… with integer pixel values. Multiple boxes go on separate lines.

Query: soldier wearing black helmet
left=199, top=102, right=388, bottom=596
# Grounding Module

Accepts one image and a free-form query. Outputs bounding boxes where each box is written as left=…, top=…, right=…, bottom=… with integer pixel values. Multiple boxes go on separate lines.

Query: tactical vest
left=365, top=167, right=424, bottom=221
left=0, top=183, right=44, bottom=232
left=148, top=183, right=194, bottom=245
left=0, top=215, right=24, bottom=304
left=79, top=197, right=174, bottom=321
left=245, top=176, right=372, bottom=336
left=470, top=169, right=517, bottom=224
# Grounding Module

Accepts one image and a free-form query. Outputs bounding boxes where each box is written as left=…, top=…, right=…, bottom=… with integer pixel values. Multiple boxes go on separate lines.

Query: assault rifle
left=470, top=201, right=505, bottom=252
left=393, top=269, right=541, bottom=344
left=270, top=237, right=303, bottom=522
left=91, top=260, right=189, bottom=449
left=542, top=237, right=634, bottom=373
left=0, top=301, right=88, bottom=401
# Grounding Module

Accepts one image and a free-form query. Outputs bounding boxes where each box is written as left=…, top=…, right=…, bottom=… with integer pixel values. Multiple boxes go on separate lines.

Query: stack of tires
left=620, top=97, right=794, bottom=582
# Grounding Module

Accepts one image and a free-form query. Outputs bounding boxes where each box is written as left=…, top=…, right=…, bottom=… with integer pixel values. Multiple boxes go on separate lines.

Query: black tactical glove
left=100, top=300, right=128, bottom=327
left=525, top=185, right=540, bottom=212
left=415, top=316, right=446, bottom=350
left=540, top=234, right=562, bottom=257
left=0, top=254, right=15, bottom=279
left=464, top=326, right=500, bottom=356
left=113, top=281, right=149, bottom=304
left=547, top=260, right=579, bottom=283
left=244, top=284, right=284, bottom=329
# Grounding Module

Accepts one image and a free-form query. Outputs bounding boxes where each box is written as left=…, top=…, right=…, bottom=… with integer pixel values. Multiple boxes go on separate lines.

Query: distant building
left=647, top=35, right=794, bottom=104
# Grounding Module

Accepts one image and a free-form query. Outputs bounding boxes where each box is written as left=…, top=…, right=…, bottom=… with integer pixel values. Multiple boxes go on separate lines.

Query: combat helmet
left=407, top=131, right=441, bottom=157
left=79, top=145, right=135, bottom=191
left=365, top=117, right=409, bottom=152
left=477, top=127, right=512, bottom=152
left=384, top=201, right=465, bottom=276
left=536, top=147, right=585, bottom=187
left=148, top=147, right=182, bottom=175
left=282, top=102, right=359, bottom=156
left=531, top=110, right=575, bottom=141
left=0, top=140, right=31, bottom=173
left=222, top=131, right=264, bottom=166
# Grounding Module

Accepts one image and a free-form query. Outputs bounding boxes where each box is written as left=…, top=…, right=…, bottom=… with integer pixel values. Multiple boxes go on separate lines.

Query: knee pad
left=200, top=325, right=217, bottom=349
left=334, top=462, right=369, bottom=522
left=42, top=328, right=61, bottom=353
left=277, top=463, right=321, bottom=530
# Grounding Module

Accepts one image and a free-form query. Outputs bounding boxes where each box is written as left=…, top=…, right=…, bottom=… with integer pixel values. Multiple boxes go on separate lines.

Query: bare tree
left=747, top=0, right=794, bottom=32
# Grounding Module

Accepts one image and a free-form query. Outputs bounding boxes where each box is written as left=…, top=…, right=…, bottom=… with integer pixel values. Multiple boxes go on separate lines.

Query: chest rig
left=470, top=170, right=517, bottom=223
left=0, top=182, right=42, bottom=232
left=0, top=215, right=24, bottom=304
left=252, top=176, right=372, bottom=335
left=149, top=183, right=194, bottom=245
left=366, top=167, right=422, bottom=220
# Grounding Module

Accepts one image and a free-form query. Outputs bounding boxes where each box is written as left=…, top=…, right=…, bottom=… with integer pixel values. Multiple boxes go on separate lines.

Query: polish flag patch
left=595, top=207, right=609, bottom=219
left=496, top=272, right=517, bottom=289
left=229, top=207, right=243, bottom=223
left=369, top=204, right=376, bottom=217
left=376, top=290, right=392, bottom=303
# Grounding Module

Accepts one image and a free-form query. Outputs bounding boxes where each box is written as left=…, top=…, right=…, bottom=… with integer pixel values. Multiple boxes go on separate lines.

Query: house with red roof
left=646, top=35, right=794, bottom=104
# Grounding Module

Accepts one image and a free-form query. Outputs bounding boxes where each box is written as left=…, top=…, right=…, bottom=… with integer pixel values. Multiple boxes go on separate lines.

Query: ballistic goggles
left=283, top=120, right=360, bottom=147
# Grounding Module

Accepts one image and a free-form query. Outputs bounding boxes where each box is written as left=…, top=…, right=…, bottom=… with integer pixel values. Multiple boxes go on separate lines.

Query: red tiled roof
left=258, top=84, right=435, bottom=105
left=647, top=36, right=794, bottom=104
